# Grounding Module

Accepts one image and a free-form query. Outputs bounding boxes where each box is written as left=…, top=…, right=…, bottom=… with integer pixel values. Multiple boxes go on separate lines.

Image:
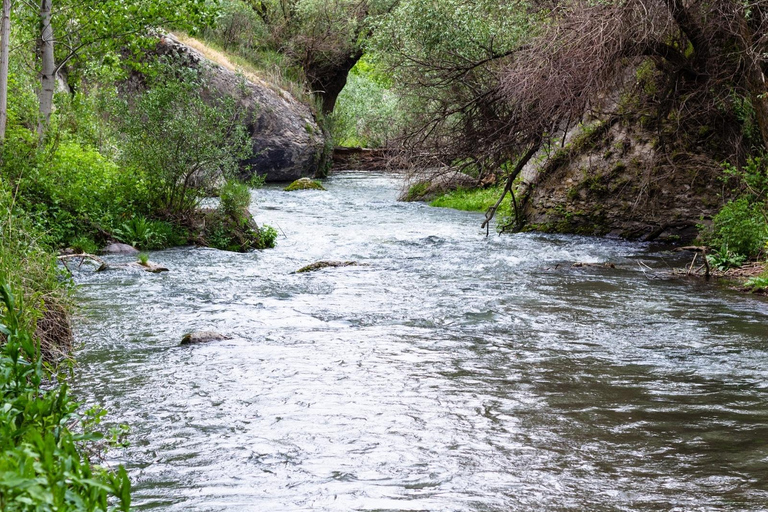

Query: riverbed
left=73, top=172, right=768, bottom=511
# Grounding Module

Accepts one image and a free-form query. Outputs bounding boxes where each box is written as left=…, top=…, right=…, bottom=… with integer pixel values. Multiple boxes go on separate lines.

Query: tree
left=373, top=0, right=768, bottom=227
left=18, top=0, right=219, bottom=138
left=247, top=0, right=399, bottom=114
left=0, top=0, right=10, bottom=144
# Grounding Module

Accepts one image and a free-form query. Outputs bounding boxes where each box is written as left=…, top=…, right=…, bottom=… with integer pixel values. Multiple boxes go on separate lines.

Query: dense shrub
left=707, top=198, right=768, bottom=258
left=331, top=60, right=401, bottom=148
left=703, top=156, right=768, bottom=259
left=116, top=65, right=250, bottom=217
left=0, top=191, right=64, bottom=330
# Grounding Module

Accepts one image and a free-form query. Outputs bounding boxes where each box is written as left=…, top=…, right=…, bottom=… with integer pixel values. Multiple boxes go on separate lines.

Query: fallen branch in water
left=57, top=253, right=108, bottom=272
left=674, top=246, right=709, bottom=278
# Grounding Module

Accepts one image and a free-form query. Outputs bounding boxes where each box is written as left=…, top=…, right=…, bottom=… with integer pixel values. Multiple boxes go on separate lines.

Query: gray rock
left=156, top=34, right=327, bottom=183
left=180, top=331, right=230, bottom=345
left=100, top=243, right=139, bottom=255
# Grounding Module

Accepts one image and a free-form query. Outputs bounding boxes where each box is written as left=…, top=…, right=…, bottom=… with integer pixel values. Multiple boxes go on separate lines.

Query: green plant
left=68, top=235, right=99, bottom=254
left=706, top=245, right=747, bottom=271
left=247, top=173, right=266, bottom=189
left=257, top=225, right=278, bottom=249
left=137, top=252, right=150, bottom=266
left=744, top=274, right=768, bottom=292
left=430, top=186, right=510, bottom=214
left=0, top=283, right=131, bottom=511
left=219, top=180, right=252, bottom=219
left=114, top=216, right=162, bottom=249
left=402, top=181, right=430, bottom=201
left=704, top=197, right=768, bottom=258
left=116, top=64, right=250, bottom=216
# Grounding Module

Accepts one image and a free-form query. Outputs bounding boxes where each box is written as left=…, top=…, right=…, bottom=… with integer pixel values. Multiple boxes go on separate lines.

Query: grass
left=429, top=186, right=510, bottom=214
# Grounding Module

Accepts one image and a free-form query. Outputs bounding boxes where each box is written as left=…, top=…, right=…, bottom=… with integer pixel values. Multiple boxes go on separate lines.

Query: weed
left=706, top=245, right=747, bottom=271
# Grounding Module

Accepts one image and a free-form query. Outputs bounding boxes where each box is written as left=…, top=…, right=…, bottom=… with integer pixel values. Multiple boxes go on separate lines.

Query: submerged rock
left=284, top=177, right=326, bottom=191
left=100, top=243, right=139, bottom=255
left=295, top=260, right=361, bottom=273
left=180, top=331, right=230, bottom=345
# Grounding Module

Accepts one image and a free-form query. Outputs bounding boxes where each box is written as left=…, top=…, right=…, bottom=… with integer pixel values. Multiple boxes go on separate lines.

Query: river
left=73, top=172, right=768, bottom=511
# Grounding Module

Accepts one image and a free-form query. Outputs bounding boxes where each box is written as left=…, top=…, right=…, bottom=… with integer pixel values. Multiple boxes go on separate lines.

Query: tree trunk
left=306, top=50, right=363, bottom=115
left=737, top=15, right=768, bottom=150
left=37, top=0, right=54, bottom=138
left=0, top=0, right=11, bottom=145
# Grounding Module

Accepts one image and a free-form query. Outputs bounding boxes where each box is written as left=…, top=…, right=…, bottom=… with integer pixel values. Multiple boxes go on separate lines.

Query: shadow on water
left=72, top=172, right=768, bottom=511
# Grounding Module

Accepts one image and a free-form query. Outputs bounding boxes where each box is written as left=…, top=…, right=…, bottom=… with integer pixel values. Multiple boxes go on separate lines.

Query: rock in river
left=284, top=177, right=326, bottom=191
left=295, top=261, right=362, bottom=273
left=180, top=331, right=231, bottom=345
left=100, top=243, right=139, bottom=255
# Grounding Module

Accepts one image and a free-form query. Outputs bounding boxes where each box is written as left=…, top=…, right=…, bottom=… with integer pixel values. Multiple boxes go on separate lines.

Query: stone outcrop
left=516, top=116, right=725, bottom=242
left=513, top=61, right=738, bottom=243
left=156, top=34, right=326, bottom=182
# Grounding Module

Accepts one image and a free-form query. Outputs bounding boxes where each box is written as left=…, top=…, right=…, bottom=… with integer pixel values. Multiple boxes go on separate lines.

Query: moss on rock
left=284, top=177, right=326, bottom=191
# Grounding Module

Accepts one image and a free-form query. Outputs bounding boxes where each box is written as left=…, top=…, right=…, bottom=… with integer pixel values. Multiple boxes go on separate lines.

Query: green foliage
left=219, top=180, right=252, bottom=219
left=205, top=0, right=269, bottom=54
left=49, top=0, right=219, bottom=80
left=707, top=198, right=767, bottom=258
left=0, top=284, right=131, bottom=511
left=721, top=156, right=768, bottom=200
left=331, top=59, right=401, bottom=147
left=114, top=216, right=157, bottom=249
left=114, top=216, right=189, bottom=250
left=257, top=225, right=278, bottom=249
left=706, top=245, right=747, bottom=271
left=137, top=252, right=150, bottom=266
left=247, top=173, right=267, bottom=189
left=115, top=64, right=250, bottom=217
left=430, top=186, right=509, bottom=214
left=402, top=181, right=430, bottom=201
left=702, top=156, right=768, bottom=259
left=0, top=190, right=65, bottom=331
left=372, top=0, right=533, bottom=70
left=69, top=236, right=100, bottom=255
left=744, top=270, right=768, bottom=292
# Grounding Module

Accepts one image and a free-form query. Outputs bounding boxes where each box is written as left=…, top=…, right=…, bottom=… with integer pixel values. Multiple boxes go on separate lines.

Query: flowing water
left=72, top=172, right=768, bottom=511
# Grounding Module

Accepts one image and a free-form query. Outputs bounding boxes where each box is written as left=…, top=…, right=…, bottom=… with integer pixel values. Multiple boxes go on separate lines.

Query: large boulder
left=156, top=34, right=327, bottom=182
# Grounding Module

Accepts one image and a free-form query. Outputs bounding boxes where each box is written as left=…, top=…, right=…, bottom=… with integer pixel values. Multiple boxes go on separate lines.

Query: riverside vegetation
left=2, top=0, right=768, bottom=508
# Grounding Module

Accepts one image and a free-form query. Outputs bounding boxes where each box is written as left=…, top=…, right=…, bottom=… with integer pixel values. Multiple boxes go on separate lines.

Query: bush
left=702, top=156, right=768, bottom=259
left=219, top=180, right=251, bottom=219
left=257, top=225, right=278, bottom=249
left=204, top=0, right=268, bottom=54
left=707, top=197, right=768, bottom=258
left=116, top=64, right=250, bottom=217
left=0, top=284, right=131, bottom=511
left=331, top=59, right=401, bottom=148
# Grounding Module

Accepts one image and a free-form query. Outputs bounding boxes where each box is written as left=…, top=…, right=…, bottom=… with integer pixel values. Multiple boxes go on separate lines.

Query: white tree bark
left=37, top=0, right=54, bottom=138
left=0, top=0, right=11, bottom=144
